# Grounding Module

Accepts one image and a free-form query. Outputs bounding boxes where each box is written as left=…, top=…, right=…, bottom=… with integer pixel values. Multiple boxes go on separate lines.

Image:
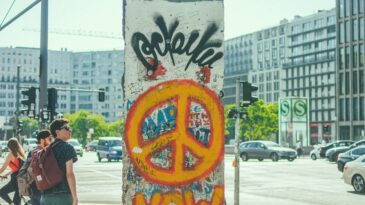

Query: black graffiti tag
left=131, top=15, right=223, bottom=73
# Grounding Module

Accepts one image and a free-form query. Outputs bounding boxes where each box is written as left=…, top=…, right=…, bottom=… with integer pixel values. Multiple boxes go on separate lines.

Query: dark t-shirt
left=43, top=138, right=78, bottom=194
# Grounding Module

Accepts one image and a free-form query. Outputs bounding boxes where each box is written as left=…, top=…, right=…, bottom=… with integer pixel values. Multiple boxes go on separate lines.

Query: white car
left=343, top=154, right=365, bottom=193
left=67, top=139, right=83, bottom=157
left=310, top=145, right=322, bottom=160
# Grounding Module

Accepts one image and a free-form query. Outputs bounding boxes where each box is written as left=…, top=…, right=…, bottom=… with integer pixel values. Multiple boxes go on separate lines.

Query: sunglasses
left=61, top=126, right=72, bottom=131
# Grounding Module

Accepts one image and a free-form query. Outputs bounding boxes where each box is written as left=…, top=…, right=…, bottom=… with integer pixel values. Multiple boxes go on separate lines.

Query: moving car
left=239, top=140, right=297, bottom=162
left=337, top=146, right=365, bottom=172
left=23, top=138, right=38, bottom=152
left=67, top=139, right=83, bottom=157
left=86, top=140, right=98, bottom=152
left=96, top=137, right=123, bottom=162
left=319, top=140, right=354, bottom=158
left=343, top=154, right=365, bottom=193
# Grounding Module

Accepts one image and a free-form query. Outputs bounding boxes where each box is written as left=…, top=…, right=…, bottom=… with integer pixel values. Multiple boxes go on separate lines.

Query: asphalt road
left=0, top=152, right=363, bottom=205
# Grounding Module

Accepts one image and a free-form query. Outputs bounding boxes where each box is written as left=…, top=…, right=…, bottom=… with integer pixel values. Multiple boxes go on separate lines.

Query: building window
left=353, top=97, right=359, bottom=121
left=360, top=70, right=365, bottom=93
left=353, top=0, right=358, bottom=15
left=345, top=46, right=350, bottom=69
left=345, top=72, right=350, bottom=94
left=360, top=17, right=364, bottom=40
left=345, top=21, right=350, bottom=43
left=360, top=44, right=364, bottom=67
left=360, top=97, right=365, bottom=120
left=353, top=18, right=359, bottom=41
left=353, top=71, right=358, bottom=93
left=340, top=0, right=345, bottom=18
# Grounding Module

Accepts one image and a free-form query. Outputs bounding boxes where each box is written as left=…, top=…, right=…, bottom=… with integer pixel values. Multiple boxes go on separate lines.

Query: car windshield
left=264, top=142, right=280, bottom=147
left=108, top=140, right=122, bottom=146
left=68, top=141, right=80, bottom=146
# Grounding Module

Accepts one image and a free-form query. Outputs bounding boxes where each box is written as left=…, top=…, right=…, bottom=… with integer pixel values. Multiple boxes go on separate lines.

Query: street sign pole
left=39, top=0, right=48, bottom=128
left=234, top=79, right=240, bottom=205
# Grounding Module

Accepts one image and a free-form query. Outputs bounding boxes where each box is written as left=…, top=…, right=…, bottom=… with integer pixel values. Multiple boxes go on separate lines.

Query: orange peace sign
left=125, top=80, right=224, bottom=186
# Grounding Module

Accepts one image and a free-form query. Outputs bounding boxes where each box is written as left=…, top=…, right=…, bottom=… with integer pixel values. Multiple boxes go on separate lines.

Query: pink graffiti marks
left=196, top=66, right=211, bottom=84
left=133, top=185, right=224, bottom=205
left=146, top=57, right=167, bottom=80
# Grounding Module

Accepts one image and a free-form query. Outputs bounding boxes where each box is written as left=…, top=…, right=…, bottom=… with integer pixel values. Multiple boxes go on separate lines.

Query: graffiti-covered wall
left=122, top=0, right=224, bottom=204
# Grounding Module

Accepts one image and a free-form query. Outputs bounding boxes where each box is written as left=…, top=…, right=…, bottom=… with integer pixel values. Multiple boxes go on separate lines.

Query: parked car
left=326, top=140, right=365, bottom=162
left=310, top=145, right=322, bottom=160
left=86, top=140, right=99, bottom=152
left=23, top=138, right=38, bottom=152
left=67, top=139, right=83, bottom=157
left=96, top=137, right=123, bottom=162
left=239, top=140, right=297, bottom=162
left=337, top=146, right=365, bottom=172
left=319, top=140, right=354, bottom=158
left=343, top=154, right=365, bottom=193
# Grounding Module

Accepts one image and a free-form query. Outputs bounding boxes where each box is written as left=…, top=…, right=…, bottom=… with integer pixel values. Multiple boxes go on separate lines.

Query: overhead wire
left=0, top=0, right=17, bottom=27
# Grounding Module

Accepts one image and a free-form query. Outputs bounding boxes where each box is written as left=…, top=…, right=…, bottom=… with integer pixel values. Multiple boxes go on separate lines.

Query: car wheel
left=240, top=153, right=248, bottom=161
left=271, top=153, right=279, bottom=162
left=311, top=154, right=317, bottom=160
left=97, top=153, right=101, bottom=162
left=288, top=158, right=295, bottom=162
left=352, top=174, right=365, bottom=193
left=258, top=158, right=264, bottom=161
left=107, top=155, right=112, bottom=162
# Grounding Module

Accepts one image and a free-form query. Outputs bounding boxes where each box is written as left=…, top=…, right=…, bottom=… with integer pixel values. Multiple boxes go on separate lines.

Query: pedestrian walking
left=296, top=140, right=303, bottom=158
left=0, top=138, right=25, bottom=205
left=41, top=119, right=78, bottom=205
left=26, top=130, right=53, bottom=205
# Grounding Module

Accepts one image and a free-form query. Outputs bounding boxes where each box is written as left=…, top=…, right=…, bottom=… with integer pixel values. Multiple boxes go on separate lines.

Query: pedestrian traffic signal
left=242, top=82, right=258, bottom=107
left=48, top=88, right=58, bottom=121
left=98, top=89, right=105, bottom=102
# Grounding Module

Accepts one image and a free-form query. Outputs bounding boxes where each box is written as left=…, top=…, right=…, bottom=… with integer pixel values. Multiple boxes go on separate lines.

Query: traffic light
left=98, top=88, right=105, bottom=102
left=48, top=88, right=58, bottom=121
left=20, top=87, right=36, bottom=116
left=242, top=82, right=258, bottom=107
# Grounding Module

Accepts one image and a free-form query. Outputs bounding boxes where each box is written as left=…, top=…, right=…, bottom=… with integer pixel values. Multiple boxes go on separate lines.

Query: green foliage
left=108, top=120, right=124, bottom=137
left=63, top=110, right=121, bottom=145
left=224, top=104, right=236, bottom=135
left=224, top=100, right=279, bottom=141
left=19, top=117, right=38, bottom=138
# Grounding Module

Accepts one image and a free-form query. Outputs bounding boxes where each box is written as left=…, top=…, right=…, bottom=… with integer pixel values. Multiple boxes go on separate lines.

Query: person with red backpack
left=21, top=130, right=53, bottom=205
left=40, top=119, right=78, bottom=205
left=0, top=138, right=25, bottom=205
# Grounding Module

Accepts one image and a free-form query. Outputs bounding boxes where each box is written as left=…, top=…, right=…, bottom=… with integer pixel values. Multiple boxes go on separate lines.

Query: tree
left=19, top=117, right=38, bottom=138
left=108, top=120, right=124, bottom=137
left=224, top=100, right=279, bottom=142
left=241, top=100, right=278, bottom=141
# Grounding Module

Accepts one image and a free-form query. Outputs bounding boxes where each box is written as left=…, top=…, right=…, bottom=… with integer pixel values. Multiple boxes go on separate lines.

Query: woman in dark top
left=0, top=138, right=25, bottom=205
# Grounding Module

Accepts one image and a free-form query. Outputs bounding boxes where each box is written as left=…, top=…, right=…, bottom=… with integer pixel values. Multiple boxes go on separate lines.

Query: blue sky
left=0, top=0, right=334, bottom=52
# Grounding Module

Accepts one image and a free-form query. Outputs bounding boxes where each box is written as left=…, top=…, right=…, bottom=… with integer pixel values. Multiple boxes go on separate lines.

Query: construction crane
left=22, top=27, right=122, bottom=39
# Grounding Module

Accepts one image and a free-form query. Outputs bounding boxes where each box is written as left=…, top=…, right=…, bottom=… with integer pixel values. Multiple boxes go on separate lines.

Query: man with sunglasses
left=42, top=119, right=78, bottom=205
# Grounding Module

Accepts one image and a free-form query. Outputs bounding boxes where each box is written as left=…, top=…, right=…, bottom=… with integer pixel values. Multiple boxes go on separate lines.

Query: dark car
left=96, top=137, right=123, bottom=162
left=86, top=140, right=99, bottom=152
left=326, top=139, right=365, bottom=162
left=239, top=140, right=297, bottom=162
left=337, top=145, right=365, bottom=172
left=319, top=140, right=354, bottom=158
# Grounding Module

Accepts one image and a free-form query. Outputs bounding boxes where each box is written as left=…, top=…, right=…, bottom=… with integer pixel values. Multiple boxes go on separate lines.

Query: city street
left=0, top=152, right=364, bottom=205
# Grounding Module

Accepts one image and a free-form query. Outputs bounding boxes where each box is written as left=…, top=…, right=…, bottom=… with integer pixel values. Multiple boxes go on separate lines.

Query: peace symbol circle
left=124, top=80, right=224, bottom=186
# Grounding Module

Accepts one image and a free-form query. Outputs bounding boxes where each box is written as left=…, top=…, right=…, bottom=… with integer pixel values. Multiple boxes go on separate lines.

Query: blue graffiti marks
left=188, top=102, right=211, bottom=146
left=126, top=99, right=135, bottom=111
left=141, top=102, right=177, bottom=140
